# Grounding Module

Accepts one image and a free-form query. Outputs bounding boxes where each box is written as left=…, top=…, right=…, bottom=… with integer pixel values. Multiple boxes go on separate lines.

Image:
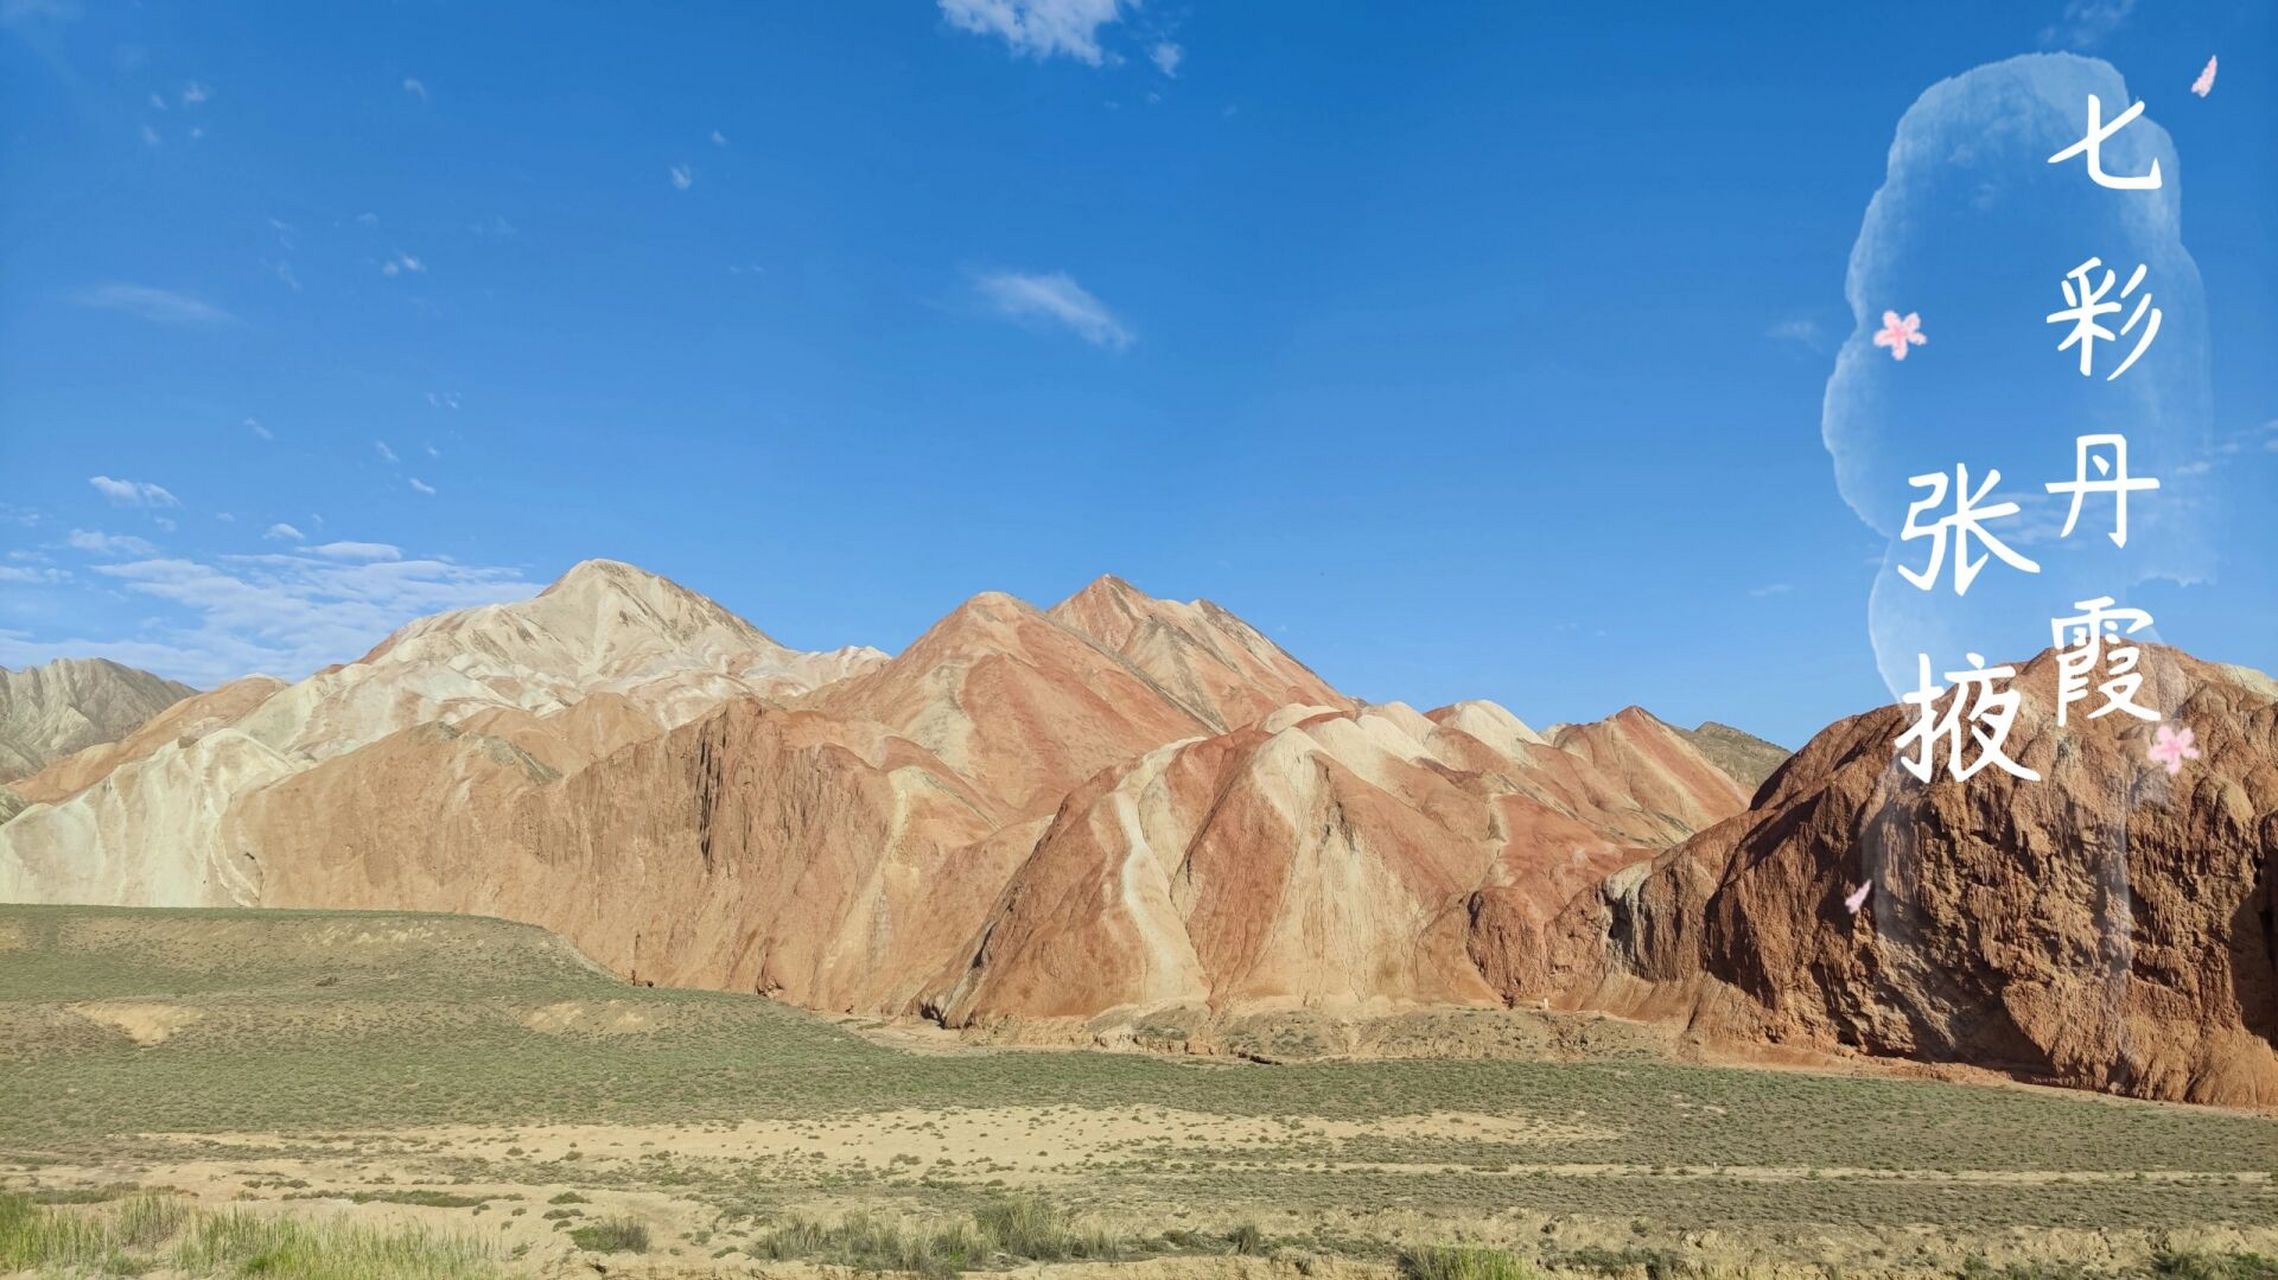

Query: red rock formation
left=928, top=700, right=1752, bottom=1028
left=1531, top=646, right=2278, bottom=1107
left=808, top=590, right=1215, bottom=815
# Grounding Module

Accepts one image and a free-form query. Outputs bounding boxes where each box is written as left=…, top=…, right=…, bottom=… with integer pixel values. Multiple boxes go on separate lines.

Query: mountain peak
left=541, top=557, right=655, bottom=594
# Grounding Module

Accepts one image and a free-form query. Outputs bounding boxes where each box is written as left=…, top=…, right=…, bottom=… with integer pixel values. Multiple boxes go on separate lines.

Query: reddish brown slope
left=1538, top=646, right=2278, bottom=1107
left=809, top=590, right=1215, bottom=815
left=233, top=698, right=1017, bottom=1013
left=929, top=699, right=1753, bottom=1028
left=1046, top=575, right=1351, bottom=732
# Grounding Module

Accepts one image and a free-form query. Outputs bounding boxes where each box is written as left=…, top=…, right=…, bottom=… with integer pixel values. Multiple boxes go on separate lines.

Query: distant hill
left=1679, top=721, right=1790, bottom=794
left=0, top=658, right=196, bottom=783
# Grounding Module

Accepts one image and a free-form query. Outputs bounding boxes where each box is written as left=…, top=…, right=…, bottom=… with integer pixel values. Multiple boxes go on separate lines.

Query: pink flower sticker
left=1873, top=310, right=1926, bottom=361
left=2192, top=56, right=2217, bottom=98
left=2147, top=723, right=2200, bottom=776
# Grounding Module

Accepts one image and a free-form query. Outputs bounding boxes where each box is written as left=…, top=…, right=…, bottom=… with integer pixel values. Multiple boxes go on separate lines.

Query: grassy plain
left=2, top=903, right=2274, bottom=1278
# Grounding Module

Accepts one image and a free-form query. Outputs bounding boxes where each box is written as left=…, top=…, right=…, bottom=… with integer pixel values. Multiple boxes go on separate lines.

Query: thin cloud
left=409, top=478, right=437, bottom=496
left=89, top=475, right=180, bottom=508
left=710, top=130, right=728, bottom=146
left=1150, top=42, right=1182, bottom=77
left=66, top=529, right=159, bottom=555
left=1747, top=583, right=1795, bottom=598
left=974, top=269, right=1134, bottom=350
left=2040, top=0, right=2136, bottom=50
left=309, top=541, right=402, bottom=561
left=263, top=523, right=305, bottom=542
left=375, top=440, right=399, bottom=464
left=75, top=284, right=236, bottom=327
left=380, top=252, right=424, bottom=277
left=180, top=80, right=209, bottom=105
left=0, top=565, right=68, bottom=584
left=0, top=550, right=534, bottom=686
left=402, top=77, right=428, bottom=101
left=669, top=164, right=694, bottom=191
left=246, top=417, right=273, bottom=441
left=1767, top=316, right=1827, bottom=352
left=0, top=0, right=81, bottom=25
left=940, top=0, right=1127, bottom=65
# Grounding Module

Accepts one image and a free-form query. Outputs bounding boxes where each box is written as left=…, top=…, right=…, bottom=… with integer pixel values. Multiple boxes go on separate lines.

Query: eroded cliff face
left=1535, top=646, right=2278, bottom=1107
left=927, top=700, right=1749, bottom=1029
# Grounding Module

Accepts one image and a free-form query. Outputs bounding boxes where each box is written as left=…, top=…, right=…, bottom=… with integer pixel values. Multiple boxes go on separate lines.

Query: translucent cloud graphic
left=1822, top=53, right=2215, bottom=1089
left=1824, top=53, right=2213, bottom=698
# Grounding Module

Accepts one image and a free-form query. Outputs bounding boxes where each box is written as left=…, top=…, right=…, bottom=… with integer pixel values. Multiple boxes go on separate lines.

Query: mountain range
left=2, top=559, right=2270, bottom=1106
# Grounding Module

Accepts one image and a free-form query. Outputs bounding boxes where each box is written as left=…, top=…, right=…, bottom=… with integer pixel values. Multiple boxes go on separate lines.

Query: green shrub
left=567, top=1215, right=650, bottom=1254
left=1399, top=1244, right=1537, bottom=1280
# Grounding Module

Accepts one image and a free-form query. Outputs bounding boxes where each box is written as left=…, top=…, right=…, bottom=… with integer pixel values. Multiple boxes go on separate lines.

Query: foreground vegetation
left=4, top=904, right=2276, bottom=1277
left=0, top=1190, right=498, bottom=1278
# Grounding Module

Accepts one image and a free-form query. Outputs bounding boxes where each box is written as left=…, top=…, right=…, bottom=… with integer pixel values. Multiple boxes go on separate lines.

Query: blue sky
left=2, top=1, right=2272, bottom=747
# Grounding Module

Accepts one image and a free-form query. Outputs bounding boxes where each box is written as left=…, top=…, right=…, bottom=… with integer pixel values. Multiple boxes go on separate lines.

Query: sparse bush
left=1400, top=1245, right=1537, bottom=1280
left=2152, top=1247, right=2278, bottom=1280
left=752, top=1194, right=1127, bottom=1278
left=568, top=1215, right=650, bottom=1254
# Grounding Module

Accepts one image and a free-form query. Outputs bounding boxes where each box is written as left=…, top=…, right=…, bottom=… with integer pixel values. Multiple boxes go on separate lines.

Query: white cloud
left=1150, top=41, right=1182, bottom=77
left=246, top=417, right=273, bottom=440
left=263, top=522, right=305, bottom=542
left=402, top=77, right=428, bottom=101
left=940, top=0, right=1126, bottom=65
left=66, top=529, right=159, bottom=555
left=2041, top=0, right=2135, bottom=50
left=75, top=283, right=236, bottom=327
left=89, top=475, right=180, bottom=508
left=0, top=550, right=535, bottom=686
left=141, top=124, right=161, bottom=148
left=309, top=541, right=402, bottom=561
left=710, top=130, right=728, bottom=147
left=0, top=565, right=68, bottom=584
left=974, top=270, right=1134, bottom=350
left=1747, top=583, right=1795, bottom=598
left=380, top=252, right=424, bottom=277
left=180, top=80, right=209, bottom=105
left=426, top=391, right=462, bottom=410
left=409, top=478, right=437, bottom=496
left=669, top=164, right=693, bottom=190
left=375, top=440, right=399, bottom=464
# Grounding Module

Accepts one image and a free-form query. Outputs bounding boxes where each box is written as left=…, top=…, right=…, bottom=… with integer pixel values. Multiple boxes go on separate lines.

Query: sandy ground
left=12, top=1103, right=2277, bottom=1279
